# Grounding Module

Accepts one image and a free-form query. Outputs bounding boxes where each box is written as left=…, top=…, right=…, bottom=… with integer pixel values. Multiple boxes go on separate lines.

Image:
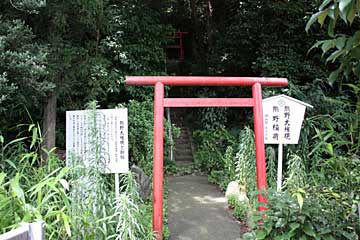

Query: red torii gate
left=126, top=76, right=288, bottom=239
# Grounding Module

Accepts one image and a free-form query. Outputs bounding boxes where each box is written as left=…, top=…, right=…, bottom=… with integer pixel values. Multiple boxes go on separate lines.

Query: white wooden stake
left=115, top=173, right=120, bottom=198
left=277, top=143, right=283, bottom=192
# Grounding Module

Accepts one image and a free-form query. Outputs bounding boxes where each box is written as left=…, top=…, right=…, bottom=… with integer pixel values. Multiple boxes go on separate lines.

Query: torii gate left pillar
left=126, top=76, right=288, bottom=240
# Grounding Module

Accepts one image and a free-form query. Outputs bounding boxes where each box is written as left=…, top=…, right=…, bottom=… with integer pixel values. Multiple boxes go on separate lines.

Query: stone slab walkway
left=168, top=175, right=241, bottom=240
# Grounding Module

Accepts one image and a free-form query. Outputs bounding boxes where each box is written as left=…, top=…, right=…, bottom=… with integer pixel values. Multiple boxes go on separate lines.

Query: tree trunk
left=206, top=0, right=213, bottom=72
left=42, top=92, right=57, bottom=162
left=191, top=0, right=197, bottom=55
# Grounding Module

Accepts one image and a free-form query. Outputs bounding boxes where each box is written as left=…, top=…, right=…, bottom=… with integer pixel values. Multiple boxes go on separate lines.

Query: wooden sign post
left=263, top=95, right=313, bottom=191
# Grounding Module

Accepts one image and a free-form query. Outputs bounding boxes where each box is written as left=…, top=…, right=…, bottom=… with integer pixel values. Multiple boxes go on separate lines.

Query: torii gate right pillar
left=252, top=82, right=267, bottom=207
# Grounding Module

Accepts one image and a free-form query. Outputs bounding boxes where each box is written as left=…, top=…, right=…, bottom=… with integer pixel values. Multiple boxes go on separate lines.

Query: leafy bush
left=235, top=127, right=256, bottom=198
left=244, top=189, right=360, bottom=240
left=127, top=99, right=179, bottom=176
left=197, top=107, right=228, bottom=130
left=233, top=200, right=248, bottom=221
left=109, top=173, right=153, bottom=240
left=207, top=146, right=235, bottom=190
left=227, top=194, right=249, bottom=221
left=0, top=147, right=71, bottom=238
left=193, top=128, right=236, bottom=172
left=0, top=103, right=157, bottom=239
left=227, top=194, right=237, bottom=209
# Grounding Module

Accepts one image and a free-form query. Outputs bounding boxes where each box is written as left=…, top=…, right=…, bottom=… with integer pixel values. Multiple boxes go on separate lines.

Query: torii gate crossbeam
left=126, top=76, right=288, bottom=240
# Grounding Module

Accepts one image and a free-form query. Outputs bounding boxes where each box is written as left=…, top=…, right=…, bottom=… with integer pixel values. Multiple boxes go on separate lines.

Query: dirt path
left=167, top=175, right=241, bottom=240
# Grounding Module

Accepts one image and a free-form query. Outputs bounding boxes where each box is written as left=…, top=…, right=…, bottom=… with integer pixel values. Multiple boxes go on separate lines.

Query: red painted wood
left=126, top=76, right=288, bottom=86
left=165, top=32, right=188, bottom=61
left=153, top=82, right=164, bottom=240
left=125, top=76, right=288, bottom=238
left=252, top=83, right=268, bottom=210
left=164, top=98, right=254, bottom=107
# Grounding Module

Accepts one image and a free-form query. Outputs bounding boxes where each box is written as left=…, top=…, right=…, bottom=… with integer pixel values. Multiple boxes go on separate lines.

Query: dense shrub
left=193, top=128, right=236, bottom=172
left=243, top=189, right=359, bottom=240
left=127, top=99, right=179, bottom=176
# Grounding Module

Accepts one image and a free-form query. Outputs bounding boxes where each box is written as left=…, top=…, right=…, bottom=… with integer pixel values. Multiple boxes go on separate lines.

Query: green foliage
left=265, top=146, right=277, bottom=189
left=233, top=200, right=248, bottom=221
left=102, top=0, right=171, bottom=100
left=126, top=100, right=154, bottom=175
left=228, top=194, right=249, bottom=221
left=235, top=127, right=256, bottom=195
left=109, top=173, right=153, bottom=240
left=284, top=151, right=307, bottom=190
left=0, top=18, right=49, bottom=114
left=228, top=194, right=249, bottom=220
left=0, top=130, right=71, bottom=238
left=9, top=0, right=46, bottom=14
left=197, top=107, right=228, bottom=130
left=245, top=189, right=359, bottom=240
left=0, top=104, right=156, bottom=239
left=307, top=0, right=360, bottom=82
left=193, top=128, right=236, bottom=172
left=126, top=100, right=178, bottom=176
left=207, top=170, right=228, bottom=191
left=224, top=146, right=235, bottom=182
left=227, top=194, right=237, bottom=209
left=68, top=101, right=111, bottom=239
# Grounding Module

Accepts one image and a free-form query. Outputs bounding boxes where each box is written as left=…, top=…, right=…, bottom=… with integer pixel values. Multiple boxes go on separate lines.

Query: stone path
left=168, top=175, right=241, bottom=240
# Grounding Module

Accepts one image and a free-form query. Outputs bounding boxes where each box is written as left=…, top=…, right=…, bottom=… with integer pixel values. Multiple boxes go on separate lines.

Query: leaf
left=328, top=19, right=336, bottom=37
left=347, top=1, right=356, bottom=23
left=326, top=49, right=345, bottom=62
left=290, top=222, right=300, bottom=231
left=30, top=127, right=38, bottom=149
left=339, top=0, right=353, bottom=22
left=341, top=231, right=355, bottom=239
left=303, top=222, right=316, bottom=237
left=335, top=37, right=347, bottom=49
left=328, top=4, right=338, bottom=19
left=308, top=41, right=323, bottom=53
left=296, top=193, right=304, bottom=209
left=62, top=213, right=71, bottom=237
left=0, top=135, right=3, bottom=144
left=318, top=9, right=330, bottom=26
left=320, top=0, right=333, bottom=10
left=323, top=235, right=336, bottom=240
left=306, top=12, right=322, bottom=32
left=4, top=137, right=27, bottom=150
left=5, top=159, right=17, bottom=170
left=321, top=40, right=335, bottom=54
left=10, top=173, right=25, bottom=204
left=328, top=69, right=340, bottom=86
left=59, top=179, right=69, bottom=191
left=256, top=230, right=267, bottom=239
left=242, top=232, right=256, bottom=240
left=299, top=235, right=307, bottom=240
left=326, top=143, right=334, bottom=155
left=331, top=192, right=341, bottom=198
left=343, top=83, right=360, bottom=93
left=0, top=172, right=6, bottom=185
left=275, top=218, right=287, bottom=228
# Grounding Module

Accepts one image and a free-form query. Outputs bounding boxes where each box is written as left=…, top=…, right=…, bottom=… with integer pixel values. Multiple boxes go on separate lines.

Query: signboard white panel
left=66, top=109, right=129, bottom=173
left=263, top=95, right=311, bottom=144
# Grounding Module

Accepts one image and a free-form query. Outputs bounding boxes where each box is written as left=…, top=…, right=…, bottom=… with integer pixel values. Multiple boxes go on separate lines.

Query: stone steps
left=170, top=109, right=194, bottom=166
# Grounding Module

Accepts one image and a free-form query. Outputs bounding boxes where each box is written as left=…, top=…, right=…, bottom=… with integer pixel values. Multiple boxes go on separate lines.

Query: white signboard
left=263, top=95, right=312, bottom=192
left=66, top=109, right=129, bottom=174
left=263, top=95, right=312, bottom=144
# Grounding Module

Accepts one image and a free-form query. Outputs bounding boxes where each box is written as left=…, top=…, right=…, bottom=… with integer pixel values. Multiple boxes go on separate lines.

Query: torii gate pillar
left=126, top=76, right=288, bottom=239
